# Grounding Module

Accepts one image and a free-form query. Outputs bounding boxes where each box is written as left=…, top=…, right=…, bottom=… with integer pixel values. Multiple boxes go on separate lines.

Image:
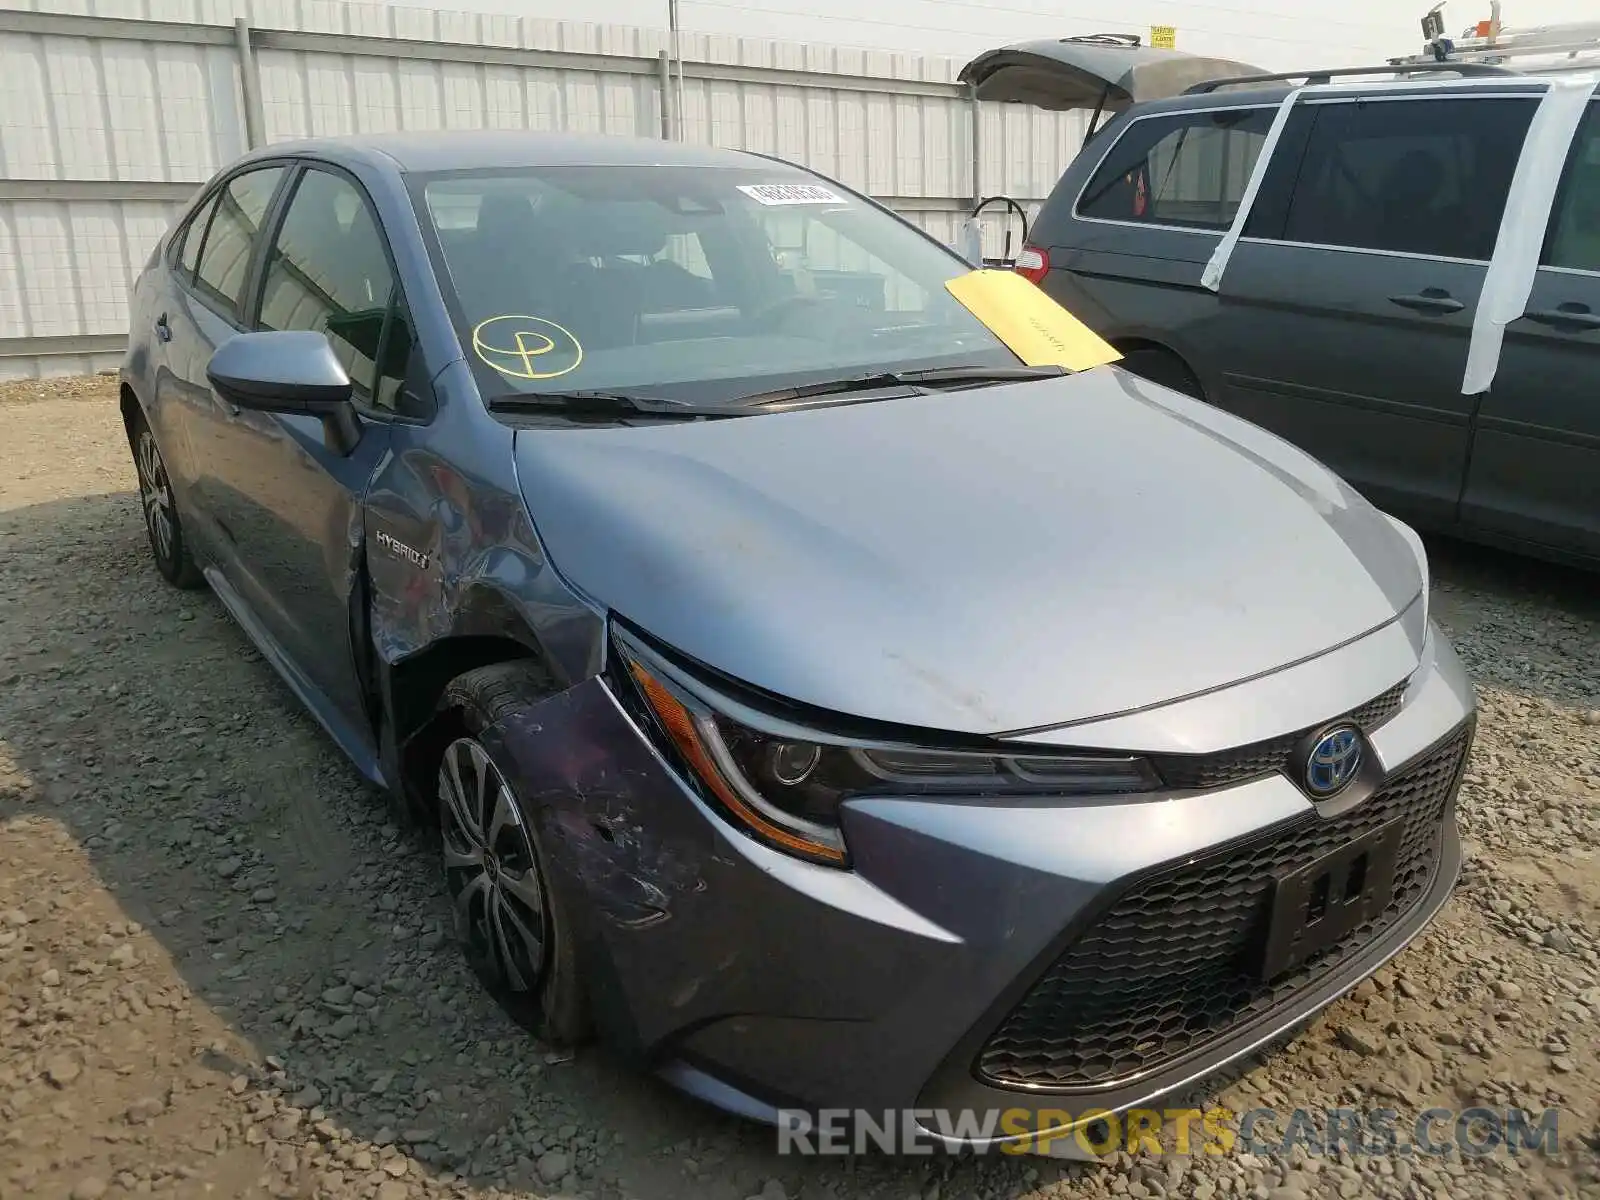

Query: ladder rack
left=1394, top=4, right=1600, bottom=76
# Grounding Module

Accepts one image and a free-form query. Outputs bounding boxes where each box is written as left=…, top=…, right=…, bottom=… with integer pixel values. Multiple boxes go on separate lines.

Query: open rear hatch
left=959, top=33, right=1266, bottom=119
left=956, top=34, right=1265, bottom=266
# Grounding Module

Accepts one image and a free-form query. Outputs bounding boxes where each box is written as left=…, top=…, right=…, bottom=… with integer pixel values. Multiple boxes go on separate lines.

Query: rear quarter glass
left=1030, top=105, right=1197, bottom=246
left=1029, top=116, right=1132, bottom=248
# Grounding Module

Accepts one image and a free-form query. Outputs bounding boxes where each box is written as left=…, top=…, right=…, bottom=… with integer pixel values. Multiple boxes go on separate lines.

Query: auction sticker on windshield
left=738, top=183, right=847, bottom=206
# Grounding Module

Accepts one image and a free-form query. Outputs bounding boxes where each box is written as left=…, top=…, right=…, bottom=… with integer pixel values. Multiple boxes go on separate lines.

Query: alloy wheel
left=438, top=737, right=548, bottom=994
left=135, top=428, right=176, bottom=565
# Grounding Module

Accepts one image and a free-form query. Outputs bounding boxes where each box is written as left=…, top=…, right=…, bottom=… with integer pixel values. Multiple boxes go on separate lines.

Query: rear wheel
left=436, top=663, right=589, bottom=1046
left=130, top=412, right=203, bottom=589
left=1117, top=347, right=1206, bottom=402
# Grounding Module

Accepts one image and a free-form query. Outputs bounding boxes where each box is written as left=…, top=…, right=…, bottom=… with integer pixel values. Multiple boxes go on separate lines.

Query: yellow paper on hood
left=944, top=269, right=1122, bottom=372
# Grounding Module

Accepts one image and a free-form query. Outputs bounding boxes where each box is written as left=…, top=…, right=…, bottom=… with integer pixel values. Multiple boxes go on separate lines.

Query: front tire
left=436, top=663, right=589, bottom=1046
left=130, top=412, right=203, bottom=589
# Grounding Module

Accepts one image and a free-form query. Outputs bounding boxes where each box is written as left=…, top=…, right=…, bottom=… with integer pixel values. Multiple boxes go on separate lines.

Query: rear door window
left=1077, top=107, right=1277, bottom=230
left=175, top=192, right=220, bottom=280
left=1251, top=96, right=1537, bottom=261
left=1544, top=101, right=1600, bottom=273
left=193, top=166, right=287, bottom=319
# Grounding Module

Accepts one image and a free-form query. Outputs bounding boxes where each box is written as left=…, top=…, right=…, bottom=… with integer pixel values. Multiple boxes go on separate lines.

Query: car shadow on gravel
left=1, top=490, right=1103, bottom=1200
left=1428, top=535, right=1600, bottom=622
left=1425, top=534, right=1600, bottom=711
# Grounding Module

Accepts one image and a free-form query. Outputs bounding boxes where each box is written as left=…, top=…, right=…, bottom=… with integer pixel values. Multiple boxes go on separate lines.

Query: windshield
left=413, top=164, right=1021, bottom=405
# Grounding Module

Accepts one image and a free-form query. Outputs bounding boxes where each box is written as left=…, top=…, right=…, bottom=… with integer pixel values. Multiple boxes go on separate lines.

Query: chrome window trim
left=1234, top=236, right=1491, bottom=268
left=1539, top=263, right=1600, bottom=279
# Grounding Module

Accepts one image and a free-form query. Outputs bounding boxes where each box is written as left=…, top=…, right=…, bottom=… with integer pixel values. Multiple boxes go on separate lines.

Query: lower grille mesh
left=976, top=726, right=1470, bottom=1093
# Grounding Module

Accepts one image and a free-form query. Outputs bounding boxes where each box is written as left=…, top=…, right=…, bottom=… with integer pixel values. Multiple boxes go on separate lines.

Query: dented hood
left=512, top=369, right=1423, bottom=736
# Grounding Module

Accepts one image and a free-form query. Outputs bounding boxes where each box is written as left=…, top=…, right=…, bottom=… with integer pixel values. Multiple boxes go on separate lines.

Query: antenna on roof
left=1421, top=4, right=1453, bottom=60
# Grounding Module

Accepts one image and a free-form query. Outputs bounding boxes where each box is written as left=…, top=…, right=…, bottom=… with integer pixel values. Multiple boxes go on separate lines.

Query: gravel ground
left=1, top=376, right=1597, bottom=1200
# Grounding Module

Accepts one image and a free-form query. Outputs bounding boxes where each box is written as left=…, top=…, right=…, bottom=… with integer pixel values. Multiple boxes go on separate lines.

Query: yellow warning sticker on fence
left=1151, top=25, right=1177, bottom=49
left=944, top=270, right=1122, bottom=373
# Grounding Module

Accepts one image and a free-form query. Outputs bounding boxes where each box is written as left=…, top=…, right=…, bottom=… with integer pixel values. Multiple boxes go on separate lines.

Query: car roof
left=1127, top=73, right=1557, bottom=117
left=241, top=130, right=780, bottom=175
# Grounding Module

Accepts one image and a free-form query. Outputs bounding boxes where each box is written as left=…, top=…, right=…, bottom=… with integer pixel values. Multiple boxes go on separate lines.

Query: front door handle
left=1389, top=289, right=1465, bottom=315
left=1524, top=303, right=1600, bottom=332
left=154, top=312, right=172, bottom=342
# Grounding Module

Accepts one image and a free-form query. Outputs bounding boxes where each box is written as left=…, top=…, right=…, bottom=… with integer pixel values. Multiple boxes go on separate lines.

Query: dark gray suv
left=984, top=46, right=1600, bottom=568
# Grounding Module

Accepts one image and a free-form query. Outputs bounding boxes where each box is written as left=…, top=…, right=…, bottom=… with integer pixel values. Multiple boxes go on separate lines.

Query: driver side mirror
left=206, top=330, right=362, bottom=456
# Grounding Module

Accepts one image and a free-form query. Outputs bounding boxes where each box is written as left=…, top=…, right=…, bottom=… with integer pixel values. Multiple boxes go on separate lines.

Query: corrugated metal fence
left=0, top=0, right=1086, bottom=378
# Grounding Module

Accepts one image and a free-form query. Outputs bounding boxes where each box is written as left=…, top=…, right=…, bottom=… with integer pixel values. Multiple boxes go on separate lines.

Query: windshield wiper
left=732, top=364, right=1068, bottom=407
left=895, top=365, right=1070, bottom=386
left=489, top=366, right=1069, bottom=420
left=487, top=390, right=748, bottom=420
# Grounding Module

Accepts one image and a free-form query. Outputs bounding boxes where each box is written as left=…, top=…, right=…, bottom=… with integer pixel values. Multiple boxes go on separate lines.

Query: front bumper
left=477, top=621, right=1476, bottom=1155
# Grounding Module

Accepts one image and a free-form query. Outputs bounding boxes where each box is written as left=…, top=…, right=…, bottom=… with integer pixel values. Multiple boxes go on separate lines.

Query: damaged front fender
left=481, top=685, right=707, bottom=932
left=474, top=676, right=961, bottom=1063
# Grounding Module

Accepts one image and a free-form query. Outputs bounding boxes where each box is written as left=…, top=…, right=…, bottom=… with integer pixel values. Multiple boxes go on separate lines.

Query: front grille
left=1348, top=682, right=1408, bottom=731
left=977, top=725, right=1470, bottom=1093
left=1152, top=679, right=1409, bottom=792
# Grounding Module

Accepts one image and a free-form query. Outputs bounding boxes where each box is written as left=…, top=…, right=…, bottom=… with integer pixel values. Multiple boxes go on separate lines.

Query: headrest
left=474, top=191, right=544, bottom=247
left=577, top=202, right=671, bottom=259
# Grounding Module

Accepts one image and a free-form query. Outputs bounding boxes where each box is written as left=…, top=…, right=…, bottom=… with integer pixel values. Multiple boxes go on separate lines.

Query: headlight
left=611, top=628, right=1161, bottom=869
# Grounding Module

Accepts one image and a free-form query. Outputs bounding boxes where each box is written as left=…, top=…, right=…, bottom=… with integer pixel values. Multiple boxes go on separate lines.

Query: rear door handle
left=1524, top=304, right=1600, bottom=332
left=154, top=312, right=172, bottom=342
left=1389, top=290, right=1465, bottom=315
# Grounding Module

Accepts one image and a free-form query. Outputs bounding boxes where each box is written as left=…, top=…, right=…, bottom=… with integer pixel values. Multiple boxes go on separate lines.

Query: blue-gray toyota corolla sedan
left=120, top=130, right=1477, bottom=1155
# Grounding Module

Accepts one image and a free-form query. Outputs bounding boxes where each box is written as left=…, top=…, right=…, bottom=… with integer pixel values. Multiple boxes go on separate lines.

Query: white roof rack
left=1393, top=3, right=1600, bottom=77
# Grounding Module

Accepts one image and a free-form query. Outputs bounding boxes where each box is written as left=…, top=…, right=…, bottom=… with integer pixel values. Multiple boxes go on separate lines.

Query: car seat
left=454, top=191, right=574, bottom=319
left=551, top=206, right=690, bottom=350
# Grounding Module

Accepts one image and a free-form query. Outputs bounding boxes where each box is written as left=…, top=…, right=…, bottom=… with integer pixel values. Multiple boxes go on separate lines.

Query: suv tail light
left=1013, top=245, right=1049, bottom=286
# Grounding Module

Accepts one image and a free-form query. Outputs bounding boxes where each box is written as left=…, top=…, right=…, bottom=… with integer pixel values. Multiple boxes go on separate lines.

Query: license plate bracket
left=1256, top=818, right=1406, bottom=982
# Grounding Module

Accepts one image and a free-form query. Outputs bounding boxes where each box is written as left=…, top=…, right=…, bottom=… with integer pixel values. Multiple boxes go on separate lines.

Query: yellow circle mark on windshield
left=471, top=315, right=584, bottom=381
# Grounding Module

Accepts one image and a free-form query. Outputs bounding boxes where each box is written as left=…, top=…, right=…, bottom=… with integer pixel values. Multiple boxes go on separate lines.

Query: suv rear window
left=1247, top=96, right=1537, bottom=261
left=1077, top=107, right=1277, bottom=231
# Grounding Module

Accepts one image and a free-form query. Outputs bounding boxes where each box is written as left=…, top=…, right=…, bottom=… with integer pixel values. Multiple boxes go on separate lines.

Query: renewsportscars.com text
left=775, top=1106, right=1562, bottom=1159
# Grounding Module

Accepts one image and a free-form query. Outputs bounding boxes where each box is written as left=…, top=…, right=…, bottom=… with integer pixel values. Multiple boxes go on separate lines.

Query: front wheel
left=437, top=663, right=589, bottom=1046
left=130, top=413, right=203, bottom=589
